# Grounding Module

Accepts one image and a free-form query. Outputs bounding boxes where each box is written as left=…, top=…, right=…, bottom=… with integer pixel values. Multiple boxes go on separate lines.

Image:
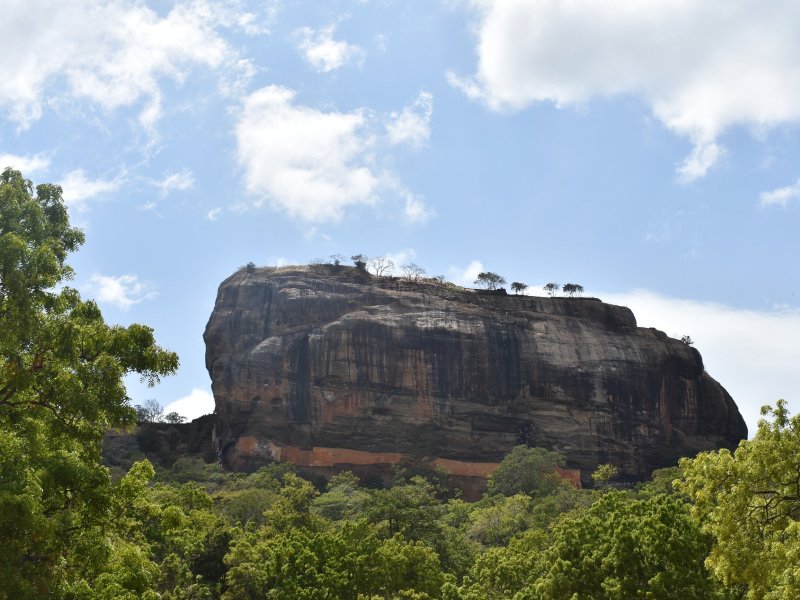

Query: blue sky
left=2, top=0, right=799, bottom=435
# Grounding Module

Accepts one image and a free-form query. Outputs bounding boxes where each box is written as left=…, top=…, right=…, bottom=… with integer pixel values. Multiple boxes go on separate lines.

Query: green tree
left=510, top=281, right=528, bottom=295
left=678, top=400, right=800, bottom=598
left=531, top=492, right=721, bottom=599
left=487, top=446, right=568, bottom=498
left=0, top=169, right=178, bottom=598
left=474, top=272, right=506, bottom=290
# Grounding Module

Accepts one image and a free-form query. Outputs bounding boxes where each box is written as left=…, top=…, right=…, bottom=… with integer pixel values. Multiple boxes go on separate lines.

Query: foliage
left=592, top=463, right=619, bottom=485
left=531, top=492, right=722, bottom=599
left=474, top=271, right=506, bottom=290
left=487, top=446, right=568, bottom=498
left=543, top=282, right=560, bottom=297
left=0, top=169, right=178, bottom=598
left=562, top=282, right=584, bottom=297
left=510, top=281, right=527, bottom=294
left=681, top=335, right=694, bottom=346
left=350, top=253, right=368, bottom=270
left=164, top=411, right=186, bottom=424
left=678, top=400, right=800, bottom=598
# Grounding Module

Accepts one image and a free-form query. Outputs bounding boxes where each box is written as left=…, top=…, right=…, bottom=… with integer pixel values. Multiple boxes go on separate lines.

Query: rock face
left=204, top=265, right=747, bottom=486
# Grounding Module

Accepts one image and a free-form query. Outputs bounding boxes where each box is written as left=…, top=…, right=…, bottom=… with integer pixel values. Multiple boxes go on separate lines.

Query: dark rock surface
left=204, top=265, right=747, bottom=484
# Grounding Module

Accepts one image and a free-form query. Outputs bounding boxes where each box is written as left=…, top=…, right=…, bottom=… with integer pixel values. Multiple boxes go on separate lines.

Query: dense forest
left=3, top=168, right=800, bottom=599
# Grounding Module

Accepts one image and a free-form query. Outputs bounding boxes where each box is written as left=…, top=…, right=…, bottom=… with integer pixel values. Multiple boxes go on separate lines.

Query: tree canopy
left=474, top=272, right=506, bottom=290
left=0, top=168, right=178, bottom=597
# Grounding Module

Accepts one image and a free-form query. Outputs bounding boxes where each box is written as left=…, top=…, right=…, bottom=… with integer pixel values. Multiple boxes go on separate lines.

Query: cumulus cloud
left=60, top=169, right=123, bottom=212
left=0, top=0, right=254, bottom=130
left=85, top=273, right=157, bottom=310
left=448, top=260, right=484, bottom=287
left=602, top=289, right=800, bottom=436
left=235, top=85, right=379, bottom=221
left=0, top=152, right=50, bottom=175
left=295, top=25, right=364, bottom=73
left=452, top=0, right=800, bottom=180
left=386, top=91, right=433, bottom=148
left=163, top=388, right=215, bottom=421
left=206, top=207, right=223, bottom=221
left=760, top=180, right=800, bottom=208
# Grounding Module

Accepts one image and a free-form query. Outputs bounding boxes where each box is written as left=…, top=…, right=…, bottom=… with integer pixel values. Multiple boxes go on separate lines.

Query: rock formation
left=204, top=265, right=746, bottom=487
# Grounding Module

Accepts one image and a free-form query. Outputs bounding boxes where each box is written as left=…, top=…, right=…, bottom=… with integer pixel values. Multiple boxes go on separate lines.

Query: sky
left=2, top=0, right=799, bottom=436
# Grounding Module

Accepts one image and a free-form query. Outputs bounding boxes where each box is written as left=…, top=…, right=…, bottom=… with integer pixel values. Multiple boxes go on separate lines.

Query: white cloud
left=602, top=289, right=800, bottom=437
left=235, top=85, right=379, bottom=221
left=760, top=180, right=800, bottom=208
left=0, top=152, right=50, bottom=175
left=448, top=260, right=484, bottom=287
left=154, top=169, right=195, bottom=196
left=403, top=193, right=435, bottom=224
left=60, top=169, right=123, bottom=212
left=85, top=273, right=157, bottom=310
left=207, top=207, right=223, bottom=221
left=386, top=91, right=433, bottom=148
left=295, top=25, right=364, bottom=73
left=163, top=388, right=215, bottom=421
left=0, top=0, right=254, bottom=130
left=453, top=0, right=800, bottom=180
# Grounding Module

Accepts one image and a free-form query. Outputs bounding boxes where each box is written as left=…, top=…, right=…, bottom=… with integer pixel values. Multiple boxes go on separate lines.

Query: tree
left=0, top=169, right=178, bottom=597
left=531, top=492, right=721, bottom=599
left=678, top=400, right=800, bottom=598
left=163, top=411, right=186, bottom=424
left=368, top=255, right=394, bottom=277
left=329, top=253, right=346, bottom=268
left=543, top=282, right=560, bottom=297
left=510, top=282, right=528, bottom=295
left=680, top=335, right=694, bottom=346
left=474, top=272, right=506, bottom=290
left=487, top=446, right=568, bottom=498
left=135, top=398, right=164, bottom=423
left=562, top=283, right=584, bottom=297
left=401, top=262, right=426, bottom=282
left=351, top=253, right=368, bottom=270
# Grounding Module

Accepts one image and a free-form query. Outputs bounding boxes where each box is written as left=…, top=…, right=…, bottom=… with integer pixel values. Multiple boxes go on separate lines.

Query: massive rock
left=204, top=265, right=746, bottom=487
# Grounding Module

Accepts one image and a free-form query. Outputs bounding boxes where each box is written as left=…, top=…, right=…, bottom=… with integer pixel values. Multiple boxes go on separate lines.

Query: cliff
left=204, top=265, right=746, bottom=486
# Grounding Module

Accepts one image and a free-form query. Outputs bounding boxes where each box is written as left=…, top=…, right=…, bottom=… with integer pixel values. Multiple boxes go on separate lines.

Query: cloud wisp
left=0, top=152, right=51, bottom=175
left=60, top=169, right=124, bottom=212
left=760, top=180, right=800, bottom=208
left=451, top=0, right=800, bottom=180
left=85, top=273, right=158, bottom=311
